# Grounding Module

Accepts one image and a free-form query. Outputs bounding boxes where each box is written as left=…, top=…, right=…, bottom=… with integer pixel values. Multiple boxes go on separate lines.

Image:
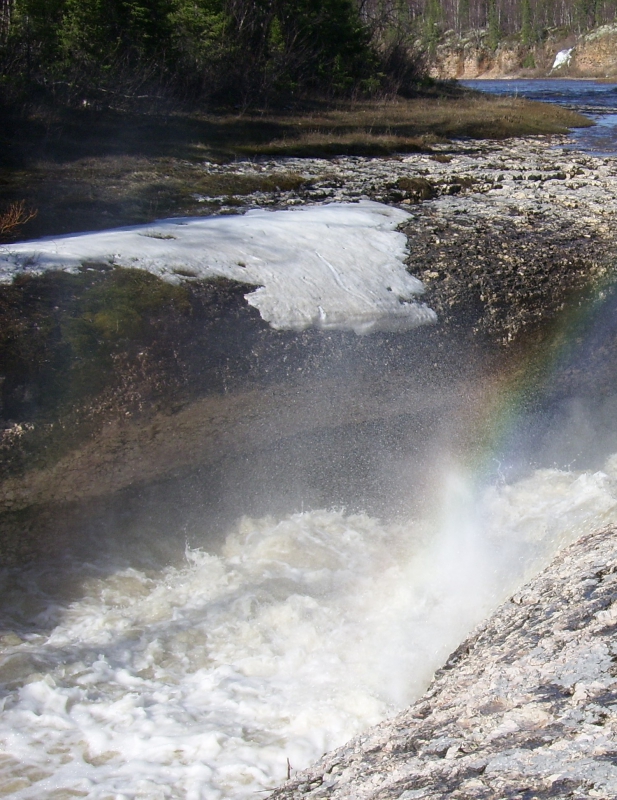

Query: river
left=462, top=78, right=617, bottom=154
left=2, top=85, right=617, bottom=799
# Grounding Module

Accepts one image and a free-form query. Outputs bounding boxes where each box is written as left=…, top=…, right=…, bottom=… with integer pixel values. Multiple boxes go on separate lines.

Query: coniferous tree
left=457, top=0, right=470, bottom=31
left=520, top=0, right=533, bottom=43
left=4, top=0, right=617, bottom=108
left=423, top=0, right=443, bottom=50
left=1, top=0, right=392, bottom=106
left=0, top=0, right=14, bottom=39
left=487, top=0, right=501, bottom=48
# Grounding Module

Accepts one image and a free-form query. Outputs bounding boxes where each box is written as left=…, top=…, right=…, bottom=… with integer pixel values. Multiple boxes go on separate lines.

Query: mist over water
left=2, top=466, right=617, bottom=798
left=4, top=187, right=617, bottom=796
left=3, top=306, right=617, bottom=799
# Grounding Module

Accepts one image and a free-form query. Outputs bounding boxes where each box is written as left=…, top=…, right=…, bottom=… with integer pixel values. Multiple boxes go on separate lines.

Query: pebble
left=195, top=138, right=617, bottom=239
left=188, top=137, right=617, bottom=346
left=4, top=136, right=617, bottom=566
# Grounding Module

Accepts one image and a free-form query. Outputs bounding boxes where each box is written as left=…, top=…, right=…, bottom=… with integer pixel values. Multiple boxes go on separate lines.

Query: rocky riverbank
left=2, top=135, right=617, bottom=563
left=427, top=23, right=617, bottom=79
left=135, top=133, right=617, bottom=350
left=268, top=524, right=617, bottom=800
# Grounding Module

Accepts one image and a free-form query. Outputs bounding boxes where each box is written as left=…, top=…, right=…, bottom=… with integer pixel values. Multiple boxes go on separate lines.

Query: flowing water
left=3, top=82, right=617, bottom=799
left=462, top=78, right=617, bottom=154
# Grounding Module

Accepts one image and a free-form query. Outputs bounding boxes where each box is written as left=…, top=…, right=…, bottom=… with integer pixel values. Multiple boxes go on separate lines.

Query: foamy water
left=2, top=457, right=617, bottom=799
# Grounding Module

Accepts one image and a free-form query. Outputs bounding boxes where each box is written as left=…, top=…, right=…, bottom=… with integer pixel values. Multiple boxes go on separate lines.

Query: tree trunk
left=0, top=0, right=13, bottom=40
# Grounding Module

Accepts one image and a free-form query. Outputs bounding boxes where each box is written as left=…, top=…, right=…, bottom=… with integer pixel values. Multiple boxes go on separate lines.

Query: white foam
left=0, top=202, right=436, bottom=334
left=2, top=460, right=617, bottom=798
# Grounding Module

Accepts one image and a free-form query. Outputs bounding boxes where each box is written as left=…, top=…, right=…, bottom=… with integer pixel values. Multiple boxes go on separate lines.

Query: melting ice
left=0, top=201, right=435, bottom=334
left=2, top=459, right=617, bottom=798
left=2, top=198, right=616, bottom=798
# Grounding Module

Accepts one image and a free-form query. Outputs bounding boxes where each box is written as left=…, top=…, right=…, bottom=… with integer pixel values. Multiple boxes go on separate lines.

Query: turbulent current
left=3, top=78, right=617, bottom=799
left=2, top=456, right=617, bottom=798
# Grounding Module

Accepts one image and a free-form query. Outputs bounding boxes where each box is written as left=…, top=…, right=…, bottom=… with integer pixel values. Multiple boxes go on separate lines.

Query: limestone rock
left=269, top=525, right=617, bottom=799
left=4, top=138, right=617, bottom=563
left=426, top=24, right=617, bottom=79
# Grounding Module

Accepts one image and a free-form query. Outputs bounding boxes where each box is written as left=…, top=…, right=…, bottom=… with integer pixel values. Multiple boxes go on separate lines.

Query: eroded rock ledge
left=3, top=137, right=617, bottom=564
left=427, top=23, right=617, bottom=79
left=269, top=525, right=617, bottom=800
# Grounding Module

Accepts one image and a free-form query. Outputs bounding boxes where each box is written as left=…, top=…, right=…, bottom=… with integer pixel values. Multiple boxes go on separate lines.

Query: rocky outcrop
left=3, top=137, right=617, bottom=563
left=269, top=525, right=617, bottom=799
left=428, top=24, right=617, bottom=79
left=428, top=32, right=534, bottom=80
left=573, top=25, right=617, bottom=78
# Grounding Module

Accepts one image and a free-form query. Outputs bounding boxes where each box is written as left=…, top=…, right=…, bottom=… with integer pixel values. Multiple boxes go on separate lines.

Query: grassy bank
left=0, top=93, right=591, bottom=239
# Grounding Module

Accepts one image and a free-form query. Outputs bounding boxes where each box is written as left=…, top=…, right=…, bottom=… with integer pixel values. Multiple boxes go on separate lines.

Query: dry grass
left=2, top=92, right=590, bottom=165
left=238, top=131, right=431, bottom=158
left=0, top=92, right=591, bottom=238
left=239, top=96, right=591, bottom=157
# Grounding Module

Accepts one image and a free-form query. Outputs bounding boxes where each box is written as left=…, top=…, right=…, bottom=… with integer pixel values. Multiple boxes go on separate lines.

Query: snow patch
left=551, top=48, right=574, bottom=71
left=0, top=201, right=436, bottom=335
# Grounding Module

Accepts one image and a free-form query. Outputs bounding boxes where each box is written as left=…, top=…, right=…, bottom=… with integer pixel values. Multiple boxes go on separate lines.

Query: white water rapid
left=2, top=455, right=617, bottom=798
left=2, top=181, right=617, bottom=797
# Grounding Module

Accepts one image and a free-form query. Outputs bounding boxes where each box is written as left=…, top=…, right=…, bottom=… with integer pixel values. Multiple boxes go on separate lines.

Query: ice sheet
left=0, top=201, right=436, bottom=334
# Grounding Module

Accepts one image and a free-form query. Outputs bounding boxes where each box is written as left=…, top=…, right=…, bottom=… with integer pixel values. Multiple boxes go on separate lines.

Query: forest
left=372, top=0, right=617, bottom=46
left=1, top=0, right=616, bottom=109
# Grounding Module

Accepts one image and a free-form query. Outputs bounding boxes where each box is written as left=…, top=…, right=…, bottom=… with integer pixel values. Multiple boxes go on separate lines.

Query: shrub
left=0, top=201, right=37, bottom=243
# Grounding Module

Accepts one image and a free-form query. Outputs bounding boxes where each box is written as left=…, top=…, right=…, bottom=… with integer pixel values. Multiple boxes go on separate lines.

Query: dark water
left=462, top=78, right=617, bottom=155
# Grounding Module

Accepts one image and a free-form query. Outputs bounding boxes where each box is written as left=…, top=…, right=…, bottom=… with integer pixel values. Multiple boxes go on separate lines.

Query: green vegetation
left=413, top=0, right=617, bottom=43
left=0, top=267, right=191, bottom=419
left=0, top=0, right=596, bottom=483
left=3, top=0, right=613, bottom=116
left=487, top=0, right=502, bottom=49
left=0, top=94, right=590, bottom=239
left=520, top=0, right=535, bottom=45
left=0, top=0, right=421, bottom=110
left=365, top=0, right=617, bottom=52
left=0, top=265, right=272, bottom=479
left=522, top=51, right=536, bottom=68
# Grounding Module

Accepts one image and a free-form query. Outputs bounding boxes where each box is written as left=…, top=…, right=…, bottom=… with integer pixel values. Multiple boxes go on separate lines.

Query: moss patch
left=0, top=267, right=191, bottom=425
left=0, top=265, right=348, bottom=480
left=0, top=160, right=310, bottom=239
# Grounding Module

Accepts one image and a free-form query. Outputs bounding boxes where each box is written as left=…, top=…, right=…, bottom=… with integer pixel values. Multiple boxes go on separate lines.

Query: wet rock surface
left=2, top=135, right=617, bottom=563
left=269, top=525, right=617, bottom=800
left=192, top=136, right=617, bottom=343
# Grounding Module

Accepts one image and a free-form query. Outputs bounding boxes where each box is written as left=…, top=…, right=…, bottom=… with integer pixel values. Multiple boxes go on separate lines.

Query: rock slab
left=269, top=525, right=617, bottom=799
